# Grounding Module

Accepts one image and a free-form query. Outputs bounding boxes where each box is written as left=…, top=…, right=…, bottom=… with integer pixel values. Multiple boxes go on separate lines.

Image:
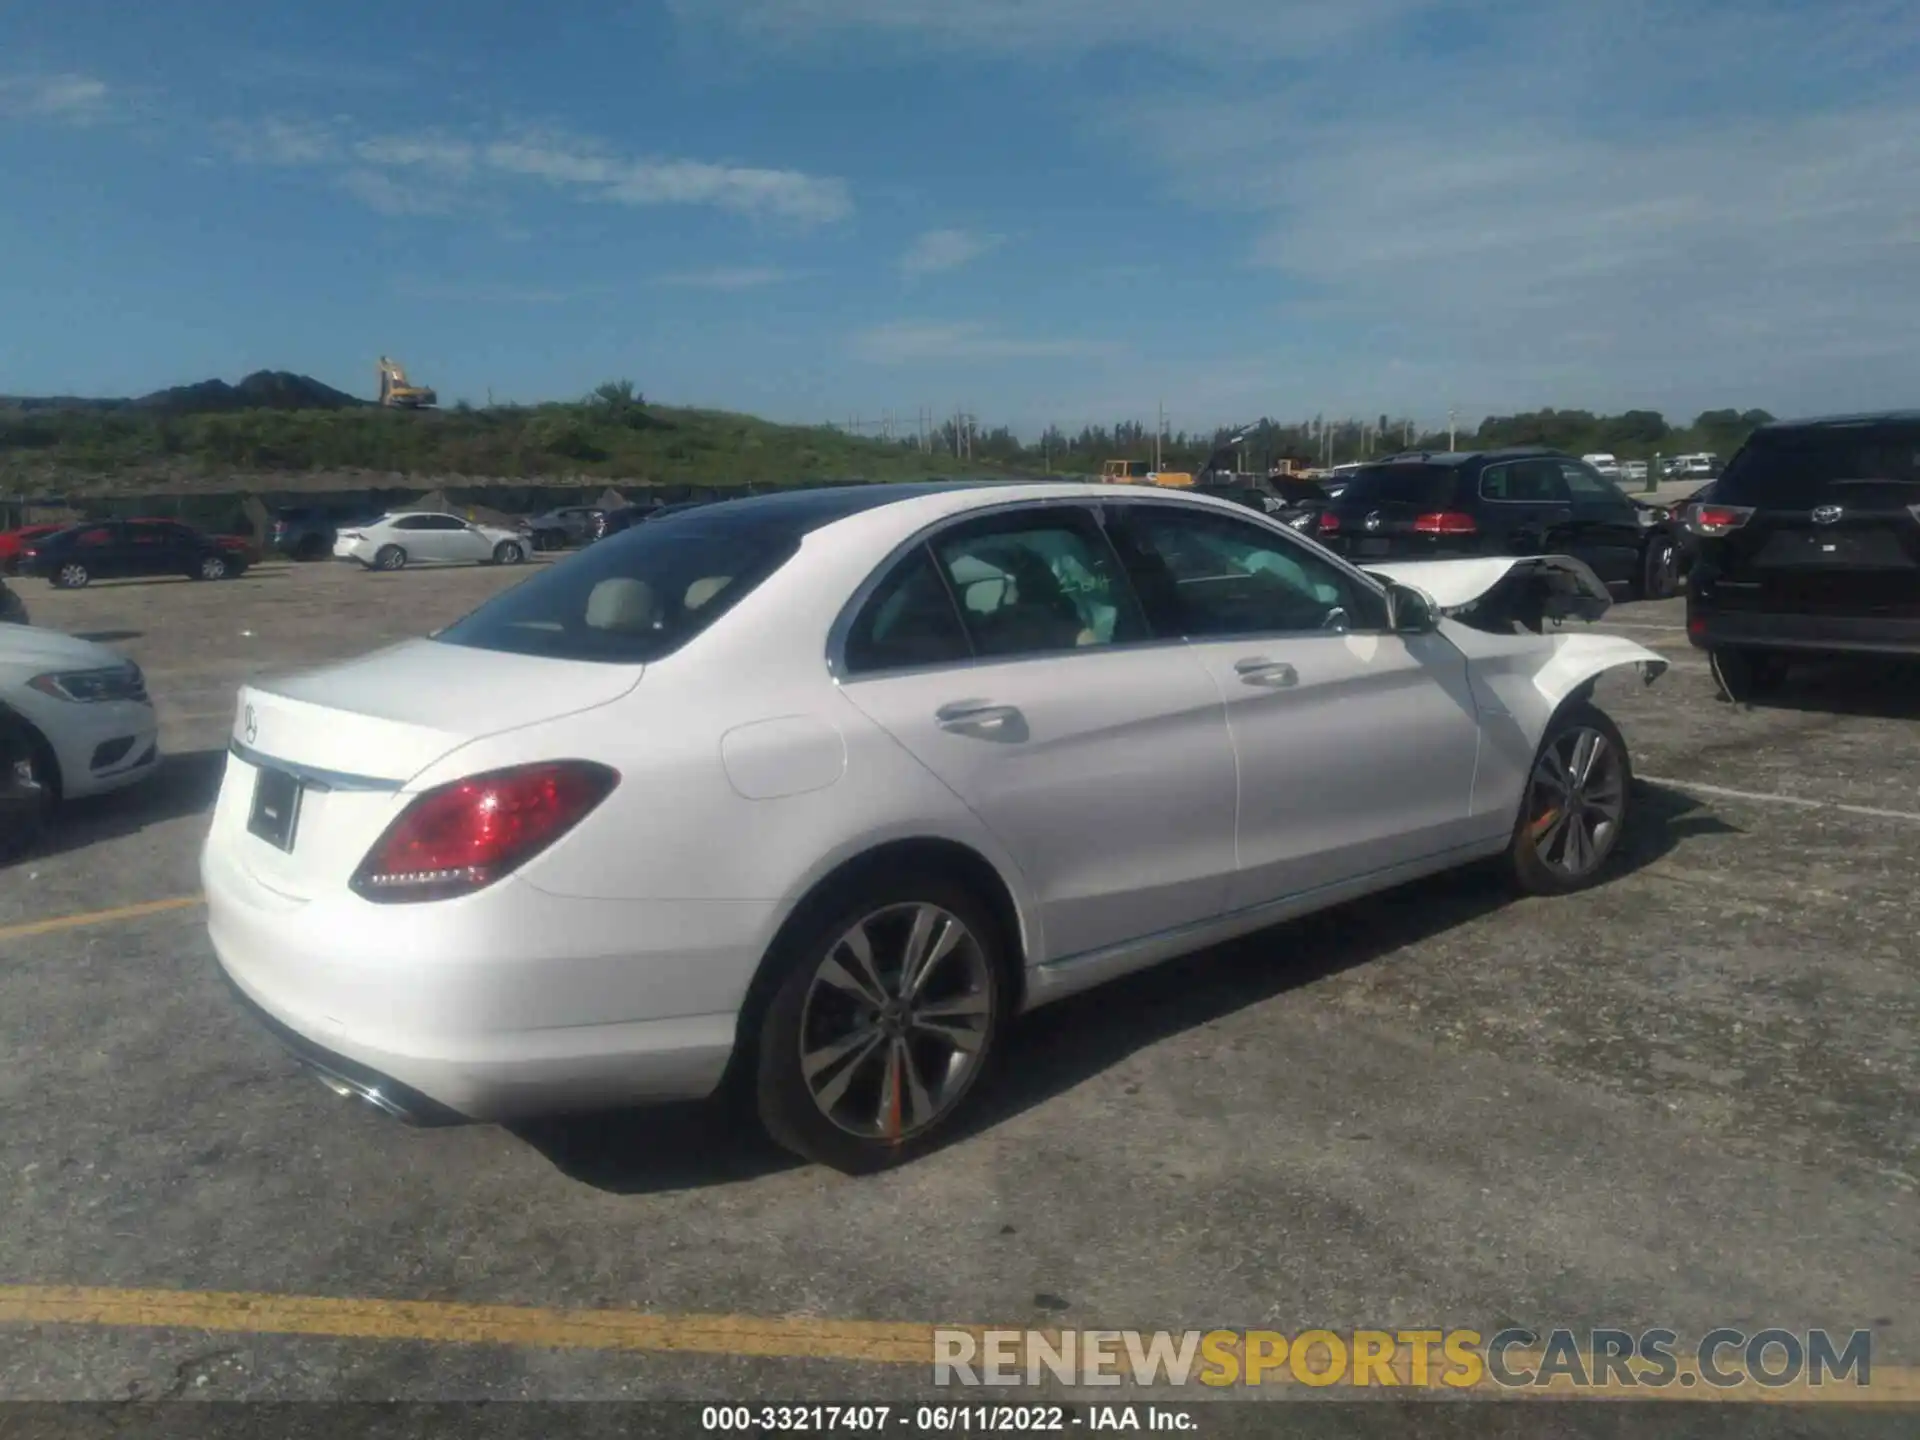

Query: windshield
left=1333, top=462, right=1459, bottom=509
left=433, top=512, right=799, bottom=662
left=1715, top=424, right=1920, bottom=506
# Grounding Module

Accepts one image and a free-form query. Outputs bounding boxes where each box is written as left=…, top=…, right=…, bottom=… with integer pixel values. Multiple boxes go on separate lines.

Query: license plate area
left=247, top=765, right=305, bottom=852
left=1355, top=538, right=1393, bottom=556
left=1755, top=529, right=1914, bottom=569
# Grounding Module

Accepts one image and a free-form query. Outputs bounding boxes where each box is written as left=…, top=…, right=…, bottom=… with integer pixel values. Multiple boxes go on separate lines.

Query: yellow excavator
left=377, top=356, right=437, bottom=409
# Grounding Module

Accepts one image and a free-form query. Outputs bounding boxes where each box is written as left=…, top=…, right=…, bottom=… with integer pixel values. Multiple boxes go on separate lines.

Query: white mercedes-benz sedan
left=203, top=481, right=1666, bottom=1170
left=334, top=511, right=529, bottom=571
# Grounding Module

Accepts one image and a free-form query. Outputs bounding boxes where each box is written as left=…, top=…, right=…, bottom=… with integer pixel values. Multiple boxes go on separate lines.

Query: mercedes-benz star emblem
left=243, top=704, right=258, bottom=745
left=1810, top=505, right=1844, bottom=525
left=1364, top=512, right=1384, bottom=533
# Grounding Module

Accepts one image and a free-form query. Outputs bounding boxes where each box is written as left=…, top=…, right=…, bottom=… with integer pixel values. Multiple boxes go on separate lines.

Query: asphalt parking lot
left=0, top=556, right=1915, bottom=1407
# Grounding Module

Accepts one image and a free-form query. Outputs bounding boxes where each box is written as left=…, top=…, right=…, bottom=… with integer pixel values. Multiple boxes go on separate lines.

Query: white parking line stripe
left=1641, top=775, right=1920, bottom=824
left=1593, top=621, right=1690, bottom=632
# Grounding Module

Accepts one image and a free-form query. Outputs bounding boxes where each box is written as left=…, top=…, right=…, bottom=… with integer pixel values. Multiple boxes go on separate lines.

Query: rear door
left=1711, top=422, right=1920, bottom=617
left=1104, top=501, right=1486, bottom=910
left=1555, top=459, right=1645, bottom=585
left=77, top=522, right=130, bottom=578
left=833, top=503, right=1240, bottom=962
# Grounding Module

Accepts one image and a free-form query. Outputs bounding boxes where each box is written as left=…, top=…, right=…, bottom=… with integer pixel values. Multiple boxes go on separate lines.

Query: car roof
left=1757, top=410, right=1920, bottom=432
left=1367, top=446, right=1559, bottom=466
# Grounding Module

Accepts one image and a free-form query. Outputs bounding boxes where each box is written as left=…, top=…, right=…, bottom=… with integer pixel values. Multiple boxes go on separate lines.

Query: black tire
left=753, top=871, right=1007, bottom=1173
left=1638, top=533, right=1680, bottom=600
left=1708, top=647, right=1787, bottom=704
left=493, top=540, right=525, bottom=566
left=1504, top=701, right=1633, bottom=896
left=195, top=554, right=229, bottom=582
left=0, top=715, right=56, bottom=864
left=52, top=561, right=89, bottom=590
left=374, top=545, right=407, bottom=572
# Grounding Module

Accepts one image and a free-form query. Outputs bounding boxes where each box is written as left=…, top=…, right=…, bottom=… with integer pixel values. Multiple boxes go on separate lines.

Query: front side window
left=1557, top=460, right=1629, bottom=504
left=929, top=510, right=1146, bottom=659
left=1108, top=504, right=1388, bottom=638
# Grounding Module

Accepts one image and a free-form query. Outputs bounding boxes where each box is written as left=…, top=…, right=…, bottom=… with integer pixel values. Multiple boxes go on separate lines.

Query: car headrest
left=683, top=575, right=731, bottom=610
left=585, top=577, right=659, bottom=633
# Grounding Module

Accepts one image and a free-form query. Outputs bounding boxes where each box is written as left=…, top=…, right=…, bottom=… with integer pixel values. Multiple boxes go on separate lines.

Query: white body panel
left=0, top=625, right=160, bottom=800
left=201, top=482, right=1668, bottom=1122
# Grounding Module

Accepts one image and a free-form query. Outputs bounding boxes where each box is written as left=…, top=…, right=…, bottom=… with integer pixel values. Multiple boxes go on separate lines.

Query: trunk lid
left=217, top=639, right=643, bottom=899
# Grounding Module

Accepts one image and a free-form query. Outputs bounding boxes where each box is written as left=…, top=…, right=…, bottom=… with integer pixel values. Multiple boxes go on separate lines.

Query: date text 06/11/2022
left=700, top=1405, right=1195, bottom=1432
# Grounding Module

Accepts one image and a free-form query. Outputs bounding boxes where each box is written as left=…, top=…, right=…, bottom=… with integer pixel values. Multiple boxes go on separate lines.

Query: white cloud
left=672, top=0, right=1424, bottom=60
left=217, top=117, right=340, bottom=166
left=899, top=229, right=1002, bottom=276
left=209, top=118, right=850, bottom=226
left=355, top=134, right=476, bottom=177
left=654, top=267, right=801, bottom=290
left=853, top=321, right=1112, bottom=362
left=335, top=168, right=456, bottom=216
left=0, top=72, right=112, bottom=124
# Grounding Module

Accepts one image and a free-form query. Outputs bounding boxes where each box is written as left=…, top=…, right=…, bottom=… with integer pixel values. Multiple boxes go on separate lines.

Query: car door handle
left=935, top=701, right=1022, bottom=730
left=1233, top=658, right=1298, bottom=687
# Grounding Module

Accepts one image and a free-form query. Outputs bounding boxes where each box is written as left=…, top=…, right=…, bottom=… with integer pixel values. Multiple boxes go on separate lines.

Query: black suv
left=1685, top=412, right=1920, bottom=700
left=1311, top=448, right=1684, bottom=598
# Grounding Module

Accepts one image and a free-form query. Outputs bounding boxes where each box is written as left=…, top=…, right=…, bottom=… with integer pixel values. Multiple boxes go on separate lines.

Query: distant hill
left=0, top=370, right=365, bottom=416
left=0, top=376, right=1006, bottom=495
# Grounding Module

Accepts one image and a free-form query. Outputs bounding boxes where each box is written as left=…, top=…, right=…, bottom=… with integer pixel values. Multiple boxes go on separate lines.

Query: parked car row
left=1, top=519, right=255, bottom=589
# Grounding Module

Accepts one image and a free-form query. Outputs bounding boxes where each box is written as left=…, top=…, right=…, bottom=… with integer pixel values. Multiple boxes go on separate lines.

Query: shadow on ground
left=520, top=781, right=1731, bottom=1194
left=1733, top=657, right=1920, bottom=722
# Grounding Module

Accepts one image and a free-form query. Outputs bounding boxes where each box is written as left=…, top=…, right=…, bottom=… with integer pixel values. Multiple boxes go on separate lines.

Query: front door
left=833, top=505, right=1239, bottom=962
left=1556, top=459, right=1644, bottom=587
left=1103, top=501, right=1486, bottom=910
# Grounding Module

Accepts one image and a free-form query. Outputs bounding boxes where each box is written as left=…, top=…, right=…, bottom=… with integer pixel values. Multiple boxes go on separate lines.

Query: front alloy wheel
left=756, top=880, right=1003, bottom=1171
left=54, top=562, right=89, bottom=590
left=1507, top=702, right=1632, bottom=895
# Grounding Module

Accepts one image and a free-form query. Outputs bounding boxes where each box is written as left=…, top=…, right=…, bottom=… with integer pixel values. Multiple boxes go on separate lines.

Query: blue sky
left=3, top=0, right=1917, bottom=436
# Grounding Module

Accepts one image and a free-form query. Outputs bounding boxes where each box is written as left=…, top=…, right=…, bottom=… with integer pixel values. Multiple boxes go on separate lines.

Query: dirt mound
left=132, top=371, right=365, bottom=414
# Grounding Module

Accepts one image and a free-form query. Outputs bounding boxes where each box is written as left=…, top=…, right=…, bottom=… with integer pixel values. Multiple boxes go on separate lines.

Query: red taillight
left=1413, top=511, right=1478, bottom=535
left=350, top=761, right=619, bottom=903
left=1317, top=512, right=1341, bottom=534
left=1688, top=616, right=1707, bottom=638
left=1686, top=503, right=1755, bottom=537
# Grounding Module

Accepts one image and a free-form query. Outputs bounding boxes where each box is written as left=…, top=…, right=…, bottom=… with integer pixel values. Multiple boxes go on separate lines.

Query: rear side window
left=1480, top=460, right=1570, bottom=503
left=434, top=517, right=798, bottom=663
left=1335, top=464, right=1458, bottom=509
left=1716, top=424, right=1920, bottom=507
left=843, top=547, right=972, bottom=674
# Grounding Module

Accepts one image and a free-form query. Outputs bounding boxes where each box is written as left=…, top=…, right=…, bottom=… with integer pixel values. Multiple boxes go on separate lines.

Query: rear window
left=433, top=513, right=799, bottom=663
left=1716, top=424, right=1920, bottom=507
left=1333, top=463, right=1459, bottom=509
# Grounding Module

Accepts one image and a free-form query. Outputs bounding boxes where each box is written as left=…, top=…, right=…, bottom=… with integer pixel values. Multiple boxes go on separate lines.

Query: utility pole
left=1448, top=407, right=1458, bottom=452
left=1155, top=402, right=1164, bottom=472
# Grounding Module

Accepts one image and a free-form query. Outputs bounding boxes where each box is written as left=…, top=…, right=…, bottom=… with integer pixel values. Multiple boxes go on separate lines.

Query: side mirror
left=1387, top=581, right=1440, bottom=634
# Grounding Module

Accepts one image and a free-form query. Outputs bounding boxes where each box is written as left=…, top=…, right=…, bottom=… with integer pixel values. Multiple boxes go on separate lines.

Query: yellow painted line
left=0, top=1285, right=941, bottom=1366
left=0, top=894, right=203, bottom=943
left=0, top=1288, right=1915, bottom=1401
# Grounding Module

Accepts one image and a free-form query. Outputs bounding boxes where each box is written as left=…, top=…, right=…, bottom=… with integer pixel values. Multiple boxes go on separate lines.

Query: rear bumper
left=1687, top=606, right=1920, bottom=657
left=200, top=835, right=760, bottom=1122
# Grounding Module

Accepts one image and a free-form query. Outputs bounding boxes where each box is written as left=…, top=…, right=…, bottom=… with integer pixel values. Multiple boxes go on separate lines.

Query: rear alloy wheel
left=493, top=540, right=525, bottom=565
left=196, top=555, right=229, bottom=581
left=54, top=561, right=90, bottom=590
left=0, top=719, right=54, bottom=863
left=1708, top=647, right=1788, bottom=704
left=1640, top=535, right=1680, bottom=600
left=1506, top=701, right=1632, bottom=896
left=756, top=877, right=1004, bottom=1172
left=374, top=545, right=407, bottom=572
